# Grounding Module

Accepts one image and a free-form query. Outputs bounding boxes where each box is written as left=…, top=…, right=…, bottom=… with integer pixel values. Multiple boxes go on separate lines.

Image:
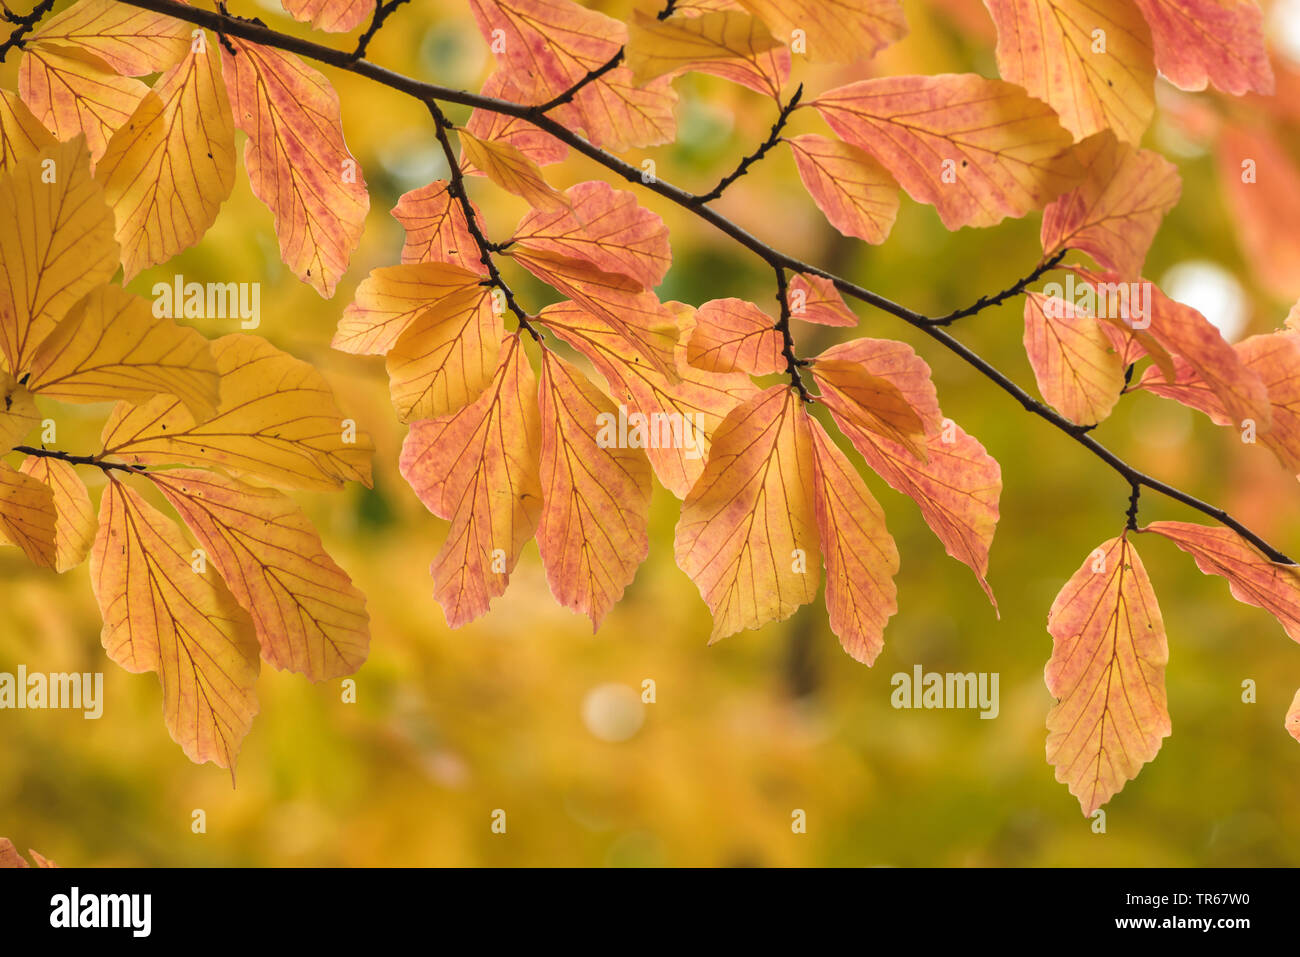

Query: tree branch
left=773, top=267, right=812, bottom=402
left=0, top=0, right=55, bottom=61
left=14, top=445, right=148, bottom=475
left=694, top=84, right=803, bottom=205
left=350, top=0, right=409, bottom=62
left=104, top=0, right=1297, bottom=565
left=528, top=49, right=624, bottom=116
left=924, top=248, right=1069, bottom=327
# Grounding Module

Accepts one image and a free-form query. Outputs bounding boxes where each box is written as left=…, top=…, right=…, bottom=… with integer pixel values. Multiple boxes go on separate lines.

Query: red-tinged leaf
left=19, top=455, right=94, bottom=573
left=222, top=39, right=369, bottom=298
left=675, top=384, right=820, bottom=640
left=333, top=262, right=485, bottom=356
left=458, top=128, right=568, bottom=211
left=1138, top=332, right=1300, bottom=474
left=90, top=479, right=259, bottom=771
left=463, top=72, right=569, bottom=170
left=813, top=336, right=943, bottom=431
left=387, top=284, right=504, bottom=421
left=537, top=349, right=651, bottom=628
left=1131, top=0, right=1273, bottom=95
left=1045, top=535, right=1170, bottom=816
left=509, top=245, right=680, bottom=379
left=811, top=357, right=929, bottom=461
left=0, top=89, right=57, bottom=172
left=25, top=284, right=220, bottom=421
left=787, top=273, right=858, bottom=327
left=540, top=299, right=758, bottom=497
left=552, top=67, right=677, bottom=153
left=626, top=8, right=789, bottom=98
left=1041, top=131, right=1182, bottom=277
left=824, top=394, right=1001, bottom=606
left=101, top=334, right=374, bottom=492
left=1023, top=293, right=1125, bottom=426
left=30, top=0, right=190, bottom=75
left=786, top=133, right=899, bottom=245
left=512, top=180, right=671, bottom=290
left=1287, top=688, right=1300, bottom=743
left=984, top=0, right=1155, bottom=143
left=808, top=417, right=898, bottom=664
left=735, top=0, right=907, bottom=62
left=281, top=0, right=373, bottom=33
left=1144, top=521, right=1300, bottom=643
left=390, top=180, right=487, bottom=274
left=18, top=45, right=147, bottom=163
left=151, top=469, right=369, bottom=681
left=1216, top=123, right=1300, bottom=302
left=0, top=138, right=118, bottom=375
left=813, top=74, right=1081, bottom=230
left=687, top=297, right=784, bottom=375
left=400, top=334, right=542, bottom=627
left=0, top=460, right=57, bottom=568
left=94, top=40, right=237, bottom=280
left=1067, top=268, right=1176, bottom=380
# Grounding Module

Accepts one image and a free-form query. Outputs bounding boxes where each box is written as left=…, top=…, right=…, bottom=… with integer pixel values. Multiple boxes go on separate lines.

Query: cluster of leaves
left=1, top=0, right=1299, bottom=814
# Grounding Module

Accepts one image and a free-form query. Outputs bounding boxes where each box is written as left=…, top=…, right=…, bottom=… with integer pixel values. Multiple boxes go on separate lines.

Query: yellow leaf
left=626, top=9, right=784, bottom=91
left=0, top=137, right=118, bottom=375
left=735, top=0, right=907, bottom=62
left=30, top=0, right=191, bottom=76
left=1, top=371, right=39, bottom=449
left=812, top=357, right=929, bottom=462
left=18, top=45, right=148, bottom=163
left=0, top=90, right=57, bottom=174
left=90, top=479, right=260, bottom=771
left=0, top=460, right=57, bottom=568
left=19, top=455, right=95, bottom=572
left=459, top=129, right=570, bottom=211
left=333, top=261, right=485, bottom=356
left=101, top=334, right=373, bottom=491
left=95, top=40, right=236, bottom=279
left=26, top=284, right=220, bottom=420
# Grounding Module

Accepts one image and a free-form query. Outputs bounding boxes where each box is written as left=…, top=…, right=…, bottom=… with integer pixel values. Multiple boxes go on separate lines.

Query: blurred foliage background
left=3, top=0, right=1300, bottom=866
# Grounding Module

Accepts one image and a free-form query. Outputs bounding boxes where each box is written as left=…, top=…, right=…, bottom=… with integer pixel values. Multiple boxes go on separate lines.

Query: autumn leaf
left=401, top=334, right=541, bottom=626
left=0, top=137, right=118, bottom=375
left=1045, top=535, right=1170, bottom=816
left=1, top=371, right=38, bottom=450
left=686, top=297, right=784, bottom=375
left=1022, top=292, right=1125, bottom=426
left=813, top=74, right=1080, bottom=230
left=787, top=273, right=859, bottom=327
left=94, top=38, right=236, bottom=280
left=540, top=299, right=757, bottom=497
left=334, top=261, right=486, bottom=356
left=809, top=417, right=899, bottom=664
left=91, top=478, right=260, bottom=771
left=458, top=129, right=569, bottom=211
left=1144, top=522, right=1300, bottom=643
left=18, top=455, right=95, bottom=573
left=18, top=44, right=148, bottom=163
left=222, top=38, right=369, bottom=298
left=625, top=8, right=788, bottom=98
left=1216, top=123, right=1300, bottom=302
left=786, top=133, right=899, bottom=245
left=0, top=838, right=57, bottom=868
left=390, top=180, right=487, bottom=274
left=675, top=384, right=819, bottom=640
left=25, top=284, right=220, bottom=420
left=735, top=0, right=907, bottom=62
left=811, top=351, right=929, bottom=461
left=29, top=0, right=190, bottom=76
left=101, top=334, right=373, bottom=491
left=1131, top=0, right=1273, bottom=96
left=511, top=180, right=671, bottom=290
left=536, top=349, right=651, bottom=628
left=463, top=72, right=570, bottom=171
left=1041, top=131, right=1182, bottom=278
left=1287, top=688, right=1300, bottom=743
left=0, top=460, right=57, bottom=568
left=0, top=90, right=57, bottom=172
left=281, top=0, right=374, bottom=33
left=984, top=0, right=1156, bottom=143
left=151, top=469, right=370, bottom=681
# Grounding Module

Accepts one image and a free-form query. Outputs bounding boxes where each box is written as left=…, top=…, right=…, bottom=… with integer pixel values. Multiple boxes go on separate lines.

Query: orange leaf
left=625, top=7, right=788, bottom=97
left=222, top=39, right=369, bottom=298
left=735, top=0, right=907, bottom=62
left=458, top=128, right=569, bottom=211
left=334, top=261, right=486, bottom=356
left=787, top=273, right=859, bottom=327
left=90, top=479, right=259, bottom=771
left=512, top=180, right=671, bottom=289
left=400, top=334, right=542, bottom=627
left=537, top=349, right=651, bottom=628
left=813, top=74, right=1080, bottom=230
left=0, top=838, right=57, bottom=868
left=0, top=90, right=57, bottom=173
left=1216, top=123, right=1300, bottom=302
left=18, top=45, right=147, bottom=163
left=813, top=336, right=943, bottom=431
left=1144, top=521, right=1300, bottom=643
left=151, top=469, right=370, bottom=681
left=463, top=72, right=569, bottom=170
left=391, top=180, right=488, bottom=274
left=1131, top=0, right=1273, bottom=95
left=1287, top=688, right=1300, bottom=744
left=0, top=460, right=57, bottom=568
left=18, top=455, right=94, bottom=573
left=675, top=384, right=819, bottom=640
left=786, top=133, right=899, bottom=245
left=1041, top=131, right=1181, bottom=277
left=812, top=353, right=929, bottom=461
left=985, top=0, right=1155, bottom=142
left=30, top=0, right=190, bottom=75
left=686, top=297, right=784, bottom=375
left=809, top=417, right=898, bottom=664
left=1022, top=293, right=1125, bottom=426
left=281, top=0, right=373, bottom=32
left=1045, top=535, right=1170, bottom=815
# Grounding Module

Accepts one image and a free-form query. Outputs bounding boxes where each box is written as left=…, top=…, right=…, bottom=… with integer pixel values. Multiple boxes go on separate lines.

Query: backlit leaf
left=18, top=455, right=95, bottom=573
left=787, top=273, right=859, bottom=327
left=1, top=372, right=38, bottom=450
left=463, top=72, right=570, bottom=170
left=735, top=0, right=907, bottom=62
left=458, top=129, right=569, bottom=211
left=0, top=460, right=57, bottom=568
left=19, top=45, right=147, bottom=163
left=0, top=90, right=57, bottom=172
left=1022, top=292, right=1125, bottom=426
left=281, top=0, right=373, bottom=32
left=30, top=0, right=190, bottom=75
left=811, top=353, right=929, bottom=461
left=334, top=261, right=485, bottom=356
left=626, top=8, right=788, bottom=97
left=786, top=133, right=899, bottom=245
left=686, top=297, right=784, bottom=375
left=390, top=180, right=487, bottom=274
left=1131, top=0, right=1273, bottom=95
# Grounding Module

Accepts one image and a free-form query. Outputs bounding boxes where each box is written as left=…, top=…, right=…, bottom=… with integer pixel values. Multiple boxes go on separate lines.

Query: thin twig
left=351, top=0, right=410, bottom=62
left=14, top=446, right=148, bottom=475
left=0, top=0, right=55, bottom=62
left=774, top=267, right=812, bottom=402
left=106, top=0, right=1297, bottom=565
left=694, top=84, right=803, bottom=205
left=528, top=50, right=625, bottom=115
left=925, top=249, right=1069, bottom=327
left=1126, top=482, right=1142, bottom=532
